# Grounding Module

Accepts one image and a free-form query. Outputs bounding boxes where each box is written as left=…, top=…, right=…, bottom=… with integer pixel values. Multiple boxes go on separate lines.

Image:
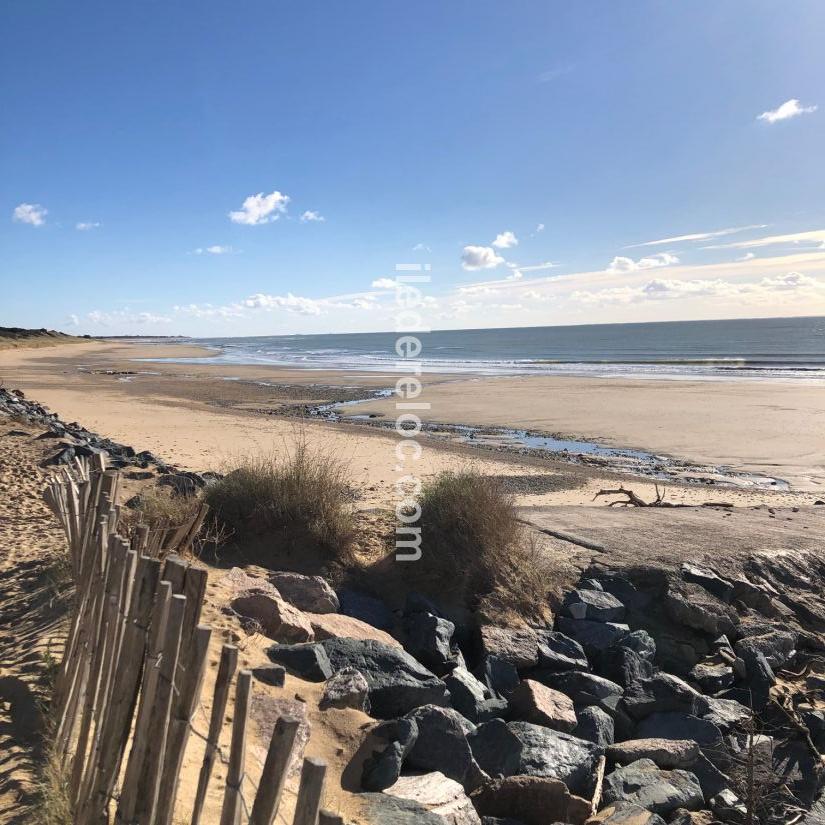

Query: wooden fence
left=43, top=456, right=340, bottom=824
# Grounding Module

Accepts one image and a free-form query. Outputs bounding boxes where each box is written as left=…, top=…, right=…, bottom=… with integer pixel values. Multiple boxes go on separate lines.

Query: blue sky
left=2, top=1, right=824, bottom=335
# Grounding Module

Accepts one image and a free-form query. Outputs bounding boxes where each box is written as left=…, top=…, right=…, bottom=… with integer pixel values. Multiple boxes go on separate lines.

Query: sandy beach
left=0, top=339, right=822, bottom=505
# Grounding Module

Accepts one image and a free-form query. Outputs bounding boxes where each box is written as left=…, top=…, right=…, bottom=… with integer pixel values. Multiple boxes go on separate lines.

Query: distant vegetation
left=0, top=326, right=90, bottom=349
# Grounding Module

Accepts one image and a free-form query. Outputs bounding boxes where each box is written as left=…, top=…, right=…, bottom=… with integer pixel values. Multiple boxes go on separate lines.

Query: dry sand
left=1, top=340, right=822, bottom=506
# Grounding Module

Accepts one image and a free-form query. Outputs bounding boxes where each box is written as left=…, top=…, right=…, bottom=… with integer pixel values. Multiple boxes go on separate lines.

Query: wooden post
left=591, top=754, right=606, bottom=815
left=248, top=715, right=301, bottom=825
left=191, top=645, right=238, bottom=825
left=219, top=670, right=253, bottom=825
left=153, top=624, right=212, bottom=825
left=292, top=758, right=327, bottom=825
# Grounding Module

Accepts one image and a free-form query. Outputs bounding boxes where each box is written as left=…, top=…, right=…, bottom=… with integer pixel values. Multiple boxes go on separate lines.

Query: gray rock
left=444, top=667, right=508, bottom=724
left=710, top=788, right=747, bottom=823
left=539, top=670, right=624, bottom=710
left=467, top=719, right=522, bottom=779
left=338, top=588, right=394, bottom=630
left=231, top=588, right=314, bottom=643
left=607, top=738, right=700, bottom=769
left=470, top=775, right=591, bottom=825
left=575, top=705, right=614, bottom=747
left=320, top=666, right=370, bottom=712
left=700, top=696, right=751, bottom=731
left=734, top=630, right=796, bottom=670
left=623, top=673, right=705, bottom=720
left=383, top=772, right=482, bottom=825
left=681, top=564, right=734, bottom=602
left=556, top=617, right=629, bottom=656
left=664, top=587, right=737, bottom=637
left=622, top=629, right=657, bottom=660
left=597, top=646, right=655, bottom=690
left=689, top=662, right=734, bottom=693
left=405, top=705, right=487, bottom=791
left=478, top=626, right=539, bottom=670
left=635, top=713, right=723, bottom=749
left=474, top=655, right=520, bottom=699
left=403, top=611, right=459, bottom=673
left=269, top=571, right=339, bottom=613
left=738, top=649, right=775, bottom=711
left=562, top=589, right=626, bottom=623
left=534, top=630, right=588, bottom=672
left=580, top=578, right=604, bottom=591
left=266, top=642, right=332, bottom=681
left=361, top=718, right=418, bottom=791
left=587, top=800, right=668, bottom=824
left=602, top=758, right=704, bottom=816
left=688, top=752, right=732, bottom=799
left=357, top=791, right=446, bottom=824
left=318, top=638, right=448, bottom=718
left=251, top=665, right=286, bottom=687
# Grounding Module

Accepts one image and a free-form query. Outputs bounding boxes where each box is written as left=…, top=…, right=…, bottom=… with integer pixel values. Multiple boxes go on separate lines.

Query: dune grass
left=204, top=440, right=357, bottom=563
left=410, top=468, right=552, bottom=623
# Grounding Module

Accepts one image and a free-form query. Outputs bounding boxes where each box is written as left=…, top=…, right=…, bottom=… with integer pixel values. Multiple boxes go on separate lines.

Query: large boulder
left=269, top=571, right=339, bottom=613
left=383, top=772, right=482, bottom=825
left=319, top=667, right=370, bottom=712
left=469, top=720, right=603, bottom=795
left=700, top=696, right=751, bottom=732
left=563, top=589, right=626, bottom=623
left=320, top=637, right=449, bottom=717
left=681, top=564, right=734, bottom=603
left=471, top=776, right=591, bottom=825
left=508, top=679, right=577, bottom=732
left=231, top=587, right=314, bottom=643
left=443, top=667, right=508, bottom=724
left=575, top=706, right=615, bottom=747
left=597, top=647, right=654, bottom=690
left=585, top=801, right=667, bottom=824
left=478, top=626, right=539, bottom=670
left=623, top=673, right=705, bottom=720
left=307, top=612, right=401, bottom=648
left=338, top=588, right=395, bottom=630
left=404, top=611, right=461, bottom=673
left=357, top=791, right=450, bottom=823
left=362, top=718, right=419, bottom=791
left=734, top=630, right=796, bottom=670
left=663, top=586, right=736, bottom=638
left=539, top=671, right=624, bottom=712
left=535, top=630, right=589, bottom=672
left=602, top=758, right=704, bottom=816
left=404, top=705, right=487, bottom=791
left=474, top=656, right=520, bottom=698
left=634, top=713, right=723, bottom=749
left=266, top=642, right=332, bottom=681
left=689, top=662, right=734, bottom=693
left=556, top=618, right=630, bottom=656
left=606, top=738, right=700, bottom=770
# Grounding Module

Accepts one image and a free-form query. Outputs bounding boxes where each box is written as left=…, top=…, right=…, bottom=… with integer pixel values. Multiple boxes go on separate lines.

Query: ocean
left=159, top=316, right=825, bottom=381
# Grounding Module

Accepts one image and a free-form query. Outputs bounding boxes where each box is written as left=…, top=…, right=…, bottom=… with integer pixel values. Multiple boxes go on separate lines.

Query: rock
left=585, top=800, right=667, bottom=824
left=535, top=631, right=589, bottom=672
left=556, top=617, right=629, bottom=656
left=689, top=753, right=733, bottom=799
left=681, top=564, right=734, bottom=603
left=384, top=773, right=481, bottom=825
left=405, top=705, right=487, bottom=791
left=738, top=649, right=775, bottom=711
left=709, top=788, right=747, bottom=823
left=621, top=630, right=657, bottom=661
left=269, top=571, right=339, bottom=613
left=357, top=791, right=447, bottom=823
left=623, top=673, right=705, bottom=720
left=597, top=647, right=655, bottom=690
left=575, top=706, right=615, bottom=747
left=689, top=662, right=734, bottom=693
left=667, top=811, right=715, bottom=825
left=563, top=589, right=626, bottom=623
left=157, top=472, right=200, bottom=496
left=478, top=626, right=539, bottom=670
left=635, top=711, right=723, bottom=749
left=700, top=696, right=751, bottom=731
left=320, top=667, right=370, bottom=712
left=471, top=776, right=591, bottom=825
left=338, top=588, right=394, bottom=630
left=43, top=446, right=76, bottom=466
left=470, top=721, right=603, bottom=795
left=580, top=578, right=604, bottom=591
left=480, top=818, right=526, bottom=825
left=664, top=587, right=736, bottom=637
left=539, top=671, right=624, bottom=710
left=231, top=588, right=314, bottom=643
left=606, top=739, right=700, bottom=769
left=602, top=758, right=704, bottom=816
left=320, top=637, right=449, bottom=718
left=362, top=718, right=418, bottom=791
left=734, top=630, right=796, bottom=669
left=307, top=612, right=401, bottom=648
left=404, top=611, right=460, bottom=673
left=508, top=679, right=577, bottom=732
left=266, top=642, right=333, bottom=681
left=474, top=656, right=519, bottom=699
left=251, top=665, right=285, bottom=686
left=443, top=667, right=507, bottom=724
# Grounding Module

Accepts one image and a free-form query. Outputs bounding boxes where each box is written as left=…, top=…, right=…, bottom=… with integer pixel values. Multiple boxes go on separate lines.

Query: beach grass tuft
left=204, top=439, right=356, bottom=563
left=410, top=468, right=552, bottom=622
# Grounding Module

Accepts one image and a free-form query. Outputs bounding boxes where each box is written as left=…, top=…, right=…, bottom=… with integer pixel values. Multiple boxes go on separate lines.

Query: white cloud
left=461, top=245, right=505, bottom=271
left=242, top=292, right=323, bottom=315
left=703, top=229, right=825, bottom=250
left=738, top=252, right=756, bottom=261
left=607, top=252, right=679, bottom=273
left=507, top=271, right=523, bottom=281
left=629, top=225, right=767, bottom=247
left=413, top=242, right=431, bottom=252
left=76, top=221, right=100, bottom=231
left=229, top=190, right=290, bottom=225
left=86, top=309, right=172, bottom=326
left=535, top=223, right=545, bottom=233
left=300, top=210, right=325, bottom=223
left=194, top=245, right=233, bottom=255
left=67, top=314, right=80, bottom=326
left=12, top=202, right=47, bottom=226
left=757, top=98, right=817, bottom=124
left=371, top=278, right=399, bottom=289
left=492, top=230, right=519, bottom=249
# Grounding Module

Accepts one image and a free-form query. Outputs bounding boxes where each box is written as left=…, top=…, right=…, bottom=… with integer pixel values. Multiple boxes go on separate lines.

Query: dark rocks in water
left=337, top=588, right=394, bottom=631
left=689, top=662, right=734, bottom=694
left=470, top=776, right=591, bottom=825
left=562, top=589, right=626, bottom=623
left=534, top=630, right=589, bottom=672
left=635, top=712, right=723, bottom=749
left=575, top=706, right=615, bottom=747
left=681, top=564, right=734, bottom=603
left=469, top=719, right=603, bottom=795
left=478, top=625, right=539, bottom=670
left=404, top=705, right=487, bottom=791
left=474, top=655, right=520, bottom=699
left=266, top=642, right=333, bottom=681
left=602, top=758, right=704, bottom=816
left=443, top=667, right=507, bottom=724
left=402, top=610, right=460, bottom=674
left=361, top=718, right=418, bottom=791
left=623, top=673, right=705, bottom=720
left=319, top=637, right=449, bottom=718
left=556, top=617, right=629, bottom=656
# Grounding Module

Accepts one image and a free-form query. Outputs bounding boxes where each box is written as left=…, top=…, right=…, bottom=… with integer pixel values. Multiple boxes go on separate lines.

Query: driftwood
left=593, top=484, right=734, bottom=509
